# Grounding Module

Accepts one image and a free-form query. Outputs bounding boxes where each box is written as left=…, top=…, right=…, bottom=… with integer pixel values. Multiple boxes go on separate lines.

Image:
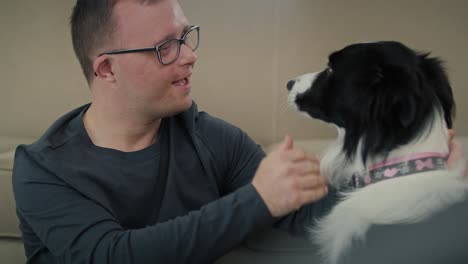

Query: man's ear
left=93, top=55, right=115, bottom=82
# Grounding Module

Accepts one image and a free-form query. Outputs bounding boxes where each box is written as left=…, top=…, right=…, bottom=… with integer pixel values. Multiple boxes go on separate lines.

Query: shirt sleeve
left=13, top=147, right=275, bottom=264
left=192, top=112, right=266, bottom=195
left=274, top=186, right=340, bottom=236
left=201, top=120, right=339, bottom=237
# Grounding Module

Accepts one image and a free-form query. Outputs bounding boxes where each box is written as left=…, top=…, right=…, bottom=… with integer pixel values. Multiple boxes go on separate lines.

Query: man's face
left=109, top=0, right=196, bottom=118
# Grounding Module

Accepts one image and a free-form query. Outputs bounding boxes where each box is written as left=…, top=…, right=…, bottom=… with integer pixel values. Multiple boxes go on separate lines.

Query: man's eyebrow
left=180, top=25, right=192, bottom=36
left=155, top=24, right=192, bottom=44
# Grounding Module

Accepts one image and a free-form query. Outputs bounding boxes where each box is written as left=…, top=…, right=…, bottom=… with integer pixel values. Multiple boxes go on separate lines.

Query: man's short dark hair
left=70, top=0, right=117, bottom=84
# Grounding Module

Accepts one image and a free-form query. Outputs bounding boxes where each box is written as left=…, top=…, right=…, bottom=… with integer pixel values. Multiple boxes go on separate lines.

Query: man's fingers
left=285, top=160, right=320, bottom=175
left=301, top=186, right=329, bottom=204
left=447, top=141, right=464, bottom=169
left=281, top=134, right=294, bottom=151
left=448, top=129, right=455, bottom=143
left=446, top=140, right=468, bottom=180
left=281, top=148, right=305, bottom=161
left=297, top=175, right=328, bottom=189
left=282, top=149, right=319, bottom=163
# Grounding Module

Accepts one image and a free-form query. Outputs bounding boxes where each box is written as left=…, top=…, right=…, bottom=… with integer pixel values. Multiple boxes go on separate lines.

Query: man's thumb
left=282, top=134, right=294, bottom=150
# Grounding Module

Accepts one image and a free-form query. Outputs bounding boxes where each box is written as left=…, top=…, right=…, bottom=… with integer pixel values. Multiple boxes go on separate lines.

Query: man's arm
left=218, top=128, right=334, bottom=236
left=13, top=147, right=275, bottom=264
left=273, top=186, right=339, bottom=236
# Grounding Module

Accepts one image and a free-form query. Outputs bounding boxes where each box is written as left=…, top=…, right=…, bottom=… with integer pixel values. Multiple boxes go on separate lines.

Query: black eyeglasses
left=98, top=25, right=200, bottom=65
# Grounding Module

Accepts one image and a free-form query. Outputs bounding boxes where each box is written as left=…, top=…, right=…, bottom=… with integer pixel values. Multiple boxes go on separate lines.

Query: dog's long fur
left=287, top=41, right=468, bottom=264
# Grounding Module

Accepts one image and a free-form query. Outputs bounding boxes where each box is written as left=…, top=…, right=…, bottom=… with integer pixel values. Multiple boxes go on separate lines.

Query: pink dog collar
left=351, top=152, right=448, bottom=188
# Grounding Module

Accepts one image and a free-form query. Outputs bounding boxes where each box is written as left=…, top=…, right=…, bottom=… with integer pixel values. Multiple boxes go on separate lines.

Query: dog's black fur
left=293, top=41, right=455, bottom=163
left=287, top=41, right=466, bottom=264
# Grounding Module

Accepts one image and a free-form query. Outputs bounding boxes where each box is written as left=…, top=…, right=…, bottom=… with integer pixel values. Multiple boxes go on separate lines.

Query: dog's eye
left=327, top=66, right=333, bottom=74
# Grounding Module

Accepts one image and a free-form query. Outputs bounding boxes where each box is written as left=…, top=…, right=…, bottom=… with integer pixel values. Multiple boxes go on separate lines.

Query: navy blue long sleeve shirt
left=13, top=102, right=335, bottom=263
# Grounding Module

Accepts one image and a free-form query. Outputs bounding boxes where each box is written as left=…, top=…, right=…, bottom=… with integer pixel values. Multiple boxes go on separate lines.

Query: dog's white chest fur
left=313, top=122, right=468, bottom=264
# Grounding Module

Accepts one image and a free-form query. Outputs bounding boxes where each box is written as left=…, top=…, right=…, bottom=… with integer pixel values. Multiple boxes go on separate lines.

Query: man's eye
left=159, top=41, right=176, bottom=56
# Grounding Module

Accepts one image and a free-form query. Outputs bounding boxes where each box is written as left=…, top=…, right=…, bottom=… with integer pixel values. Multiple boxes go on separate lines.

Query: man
left=12, top=0, right=331, bottom=263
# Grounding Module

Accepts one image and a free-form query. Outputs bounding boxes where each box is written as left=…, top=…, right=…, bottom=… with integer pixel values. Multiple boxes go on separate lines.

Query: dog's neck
left=321, top=111, right=451, bottom=188
left=350, top=152, right=448, bottom=188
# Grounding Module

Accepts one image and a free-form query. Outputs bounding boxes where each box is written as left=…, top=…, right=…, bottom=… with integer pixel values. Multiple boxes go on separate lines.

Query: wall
left=1, top=0, right=467, bottom=146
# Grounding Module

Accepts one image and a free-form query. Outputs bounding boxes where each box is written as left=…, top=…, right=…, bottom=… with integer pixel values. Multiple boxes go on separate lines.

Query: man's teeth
left=174, top=78, right=187, bottom=85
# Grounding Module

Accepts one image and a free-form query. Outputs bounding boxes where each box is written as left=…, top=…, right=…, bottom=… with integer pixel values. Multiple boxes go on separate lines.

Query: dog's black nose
left=287, top=80, right=295, bottom=91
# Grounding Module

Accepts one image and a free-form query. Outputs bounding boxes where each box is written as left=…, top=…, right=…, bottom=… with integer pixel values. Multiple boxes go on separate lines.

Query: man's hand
left=252, top=135, right=328, bottom=218
left=447, top=130, right=468, bottom=180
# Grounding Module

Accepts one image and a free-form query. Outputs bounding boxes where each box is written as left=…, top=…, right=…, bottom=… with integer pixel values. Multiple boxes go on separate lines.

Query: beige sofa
left=0, top=136, right=35, bottom=264
left=1, top=135, right=467, bottom=263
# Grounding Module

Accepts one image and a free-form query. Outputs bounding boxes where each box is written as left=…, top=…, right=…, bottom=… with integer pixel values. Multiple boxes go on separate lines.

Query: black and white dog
left=286, top=41, right=468, bottom=263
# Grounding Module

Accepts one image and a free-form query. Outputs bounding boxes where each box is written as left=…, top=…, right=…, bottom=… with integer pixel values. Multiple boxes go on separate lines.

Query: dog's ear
left=358, top=63, right=420, bottom=160
left=396, top=95, right=417, bottom=128
left=367, top=64, right=418, bottom=128
left=369, top=65, right=384, bottom=87
left=417, top=53, right=455, bottom=128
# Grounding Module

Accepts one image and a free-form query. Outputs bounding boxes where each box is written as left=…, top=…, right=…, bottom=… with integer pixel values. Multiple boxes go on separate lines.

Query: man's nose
left=178, top=44, right=198, bottom=65
left=286, top=80, right=296, bottom=91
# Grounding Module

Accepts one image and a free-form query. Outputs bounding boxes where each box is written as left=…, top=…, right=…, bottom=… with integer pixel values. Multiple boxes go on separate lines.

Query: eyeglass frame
left=97, top=25, right=200, bottom=66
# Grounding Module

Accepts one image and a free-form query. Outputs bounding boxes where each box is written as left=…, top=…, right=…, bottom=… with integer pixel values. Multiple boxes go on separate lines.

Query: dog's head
left=287, top=41, right=455, bottom=162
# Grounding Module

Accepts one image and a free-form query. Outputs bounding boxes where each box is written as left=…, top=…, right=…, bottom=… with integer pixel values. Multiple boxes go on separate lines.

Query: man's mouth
left=173, top=78, right=188, bottom=86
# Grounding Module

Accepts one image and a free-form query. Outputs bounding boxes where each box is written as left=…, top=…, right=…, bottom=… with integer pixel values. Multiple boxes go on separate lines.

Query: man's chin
left=180, top=97, right=193, bottom=111
left=181, top=100, right=193, bottom=112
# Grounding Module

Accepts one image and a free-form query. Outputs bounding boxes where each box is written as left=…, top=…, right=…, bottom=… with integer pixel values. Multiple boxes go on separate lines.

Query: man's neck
left=83, top=103, right=162, bottom=152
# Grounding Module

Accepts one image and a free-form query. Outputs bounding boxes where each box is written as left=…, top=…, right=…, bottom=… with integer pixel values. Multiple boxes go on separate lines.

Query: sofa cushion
left=0, top=135, right=35, bottom=237
left=0, top=150, right=15, bottom=171
left=0, top=169, right=21, bottom=238
left=0, top=136, right=35, bottom=154
left=0, top=136, right=35, bottom=264
left=0, top=238, right=26, bottom=264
